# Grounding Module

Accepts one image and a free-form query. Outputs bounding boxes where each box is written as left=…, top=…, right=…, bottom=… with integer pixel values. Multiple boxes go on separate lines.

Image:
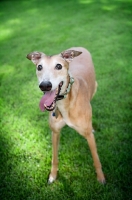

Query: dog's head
left=26, top=50, right=82, bottom=112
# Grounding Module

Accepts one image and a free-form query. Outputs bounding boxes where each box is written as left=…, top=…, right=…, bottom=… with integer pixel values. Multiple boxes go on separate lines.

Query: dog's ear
left=26, top=52, right=44, bottom=65
left=61, top=50, right=82, bottom=62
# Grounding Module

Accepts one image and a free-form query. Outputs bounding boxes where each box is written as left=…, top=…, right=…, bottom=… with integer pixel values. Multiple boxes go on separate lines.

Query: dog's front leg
left=48, top=131, right=60, bottom=184
left=48, top=113, right=65, bottom=184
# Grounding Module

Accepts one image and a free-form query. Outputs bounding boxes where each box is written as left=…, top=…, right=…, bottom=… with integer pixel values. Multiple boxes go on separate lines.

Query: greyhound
left=26, top=47, right=105, bottom=184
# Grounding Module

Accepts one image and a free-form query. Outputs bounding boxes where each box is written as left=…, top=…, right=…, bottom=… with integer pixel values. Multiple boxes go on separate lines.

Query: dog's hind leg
left=85, top=131, right=105, bottom=184
left=76, top=104, right=105, bottom=184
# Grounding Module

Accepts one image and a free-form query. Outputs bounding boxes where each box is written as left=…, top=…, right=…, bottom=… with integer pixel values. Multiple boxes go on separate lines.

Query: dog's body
left=27, top=47, right=105, bottom=184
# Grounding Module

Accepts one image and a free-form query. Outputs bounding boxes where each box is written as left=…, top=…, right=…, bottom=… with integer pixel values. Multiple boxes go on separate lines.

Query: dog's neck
left=52, top=73, right=74, bottom=118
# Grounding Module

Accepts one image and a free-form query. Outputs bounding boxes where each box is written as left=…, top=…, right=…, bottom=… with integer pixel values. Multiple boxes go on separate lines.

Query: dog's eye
left=37, top=65, right=43, bottom=71
left=55, top=64, right=62, bottom=70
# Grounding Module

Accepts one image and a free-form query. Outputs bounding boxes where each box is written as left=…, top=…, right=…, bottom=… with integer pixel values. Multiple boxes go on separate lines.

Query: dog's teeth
left=52, top=102, right=55, bottom=108
left=44, top=104, right=49, bottom=109
left=56, top=89, right=58, bottom=95
left=44, top=102, right=55, bottom=111
left=44, top=103, right=47, bottom=108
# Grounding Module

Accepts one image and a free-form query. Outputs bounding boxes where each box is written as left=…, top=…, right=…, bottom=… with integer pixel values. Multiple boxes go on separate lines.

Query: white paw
left=48, top=175, right=56, bottom=184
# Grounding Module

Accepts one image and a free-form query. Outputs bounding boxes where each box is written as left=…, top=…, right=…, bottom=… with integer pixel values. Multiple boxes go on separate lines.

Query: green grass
left=0, top=0, right=132, bottom=199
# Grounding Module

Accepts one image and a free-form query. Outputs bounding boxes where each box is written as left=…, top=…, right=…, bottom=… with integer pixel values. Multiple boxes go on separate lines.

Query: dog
left=26, top=47, right=105, bottom=184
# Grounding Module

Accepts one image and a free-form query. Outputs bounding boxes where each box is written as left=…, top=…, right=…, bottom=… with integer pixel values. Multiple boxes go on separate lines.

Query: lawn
left=0, top=0, right=132, bottom=199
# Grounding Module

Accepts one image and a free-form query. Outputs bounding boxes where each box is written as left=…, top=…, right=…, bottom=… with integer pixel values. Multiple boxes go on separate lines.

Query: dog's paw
left=48, top=175, right=56, bottom=184
left=97, top=170, right=106, bottom=184
left=98, top=178, right=106, bottom=185
left=97, top=174, right=106, bottom=185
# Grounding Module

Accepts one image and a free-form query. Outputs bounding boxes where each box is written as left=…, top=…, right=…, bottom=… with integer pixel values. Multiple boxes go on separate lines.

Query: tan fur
left=27, top=47, right=105, bottom=184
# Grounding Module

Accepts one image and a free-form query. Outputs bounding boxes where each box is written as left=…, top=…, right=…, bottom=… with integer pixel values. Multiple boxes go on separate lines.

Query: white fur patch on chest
left=57, top=102, right=75, bottom=129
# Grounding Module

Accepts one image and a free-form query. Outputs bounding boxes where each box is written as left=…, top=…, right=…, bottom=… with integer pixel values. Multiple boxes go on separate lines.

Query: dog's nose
left=39, top=81, right=52, bottom=91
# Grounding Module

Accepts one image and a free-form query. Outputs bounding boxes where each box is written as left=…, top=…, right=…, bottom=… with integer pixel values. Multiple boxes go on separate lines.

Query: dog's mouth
left=39, top=81, right=63, bottom=112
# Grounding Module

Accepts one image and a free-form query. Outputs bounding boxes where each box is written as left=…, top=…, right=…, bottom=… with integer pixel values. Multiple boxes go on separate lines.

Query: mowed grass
left=0, top=0, right=132, bottom=199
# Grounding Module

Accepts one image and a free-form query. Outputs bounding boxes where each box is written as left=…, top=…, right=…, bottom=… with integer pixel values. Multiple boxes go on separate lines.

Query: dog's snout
left=39, top=81, right=52, bottom=91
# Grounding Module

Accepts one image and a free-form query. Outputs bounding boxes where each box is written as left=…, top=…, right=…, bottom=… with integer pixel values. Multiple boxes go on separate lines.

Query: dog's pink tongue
left=39, top=90, right=56, bottom=111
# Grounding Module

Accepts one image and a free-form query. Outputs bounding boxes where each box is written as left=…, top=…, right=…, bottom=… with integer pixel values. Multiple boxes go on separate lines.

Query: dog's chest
left=57, top=103, right=75, bottom=129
